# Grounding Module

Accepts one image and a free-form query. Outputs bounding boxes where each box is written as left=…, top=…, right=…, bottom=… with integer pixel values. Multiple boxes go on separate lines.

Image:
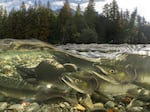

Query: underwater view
left=0, top=39, right=149, bottom=112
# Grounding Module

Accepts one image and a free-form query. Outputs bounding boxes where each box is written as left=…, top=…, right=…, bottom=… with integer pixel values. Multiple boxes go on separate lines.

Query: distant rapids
left=57, top=44, right=150, bottom=59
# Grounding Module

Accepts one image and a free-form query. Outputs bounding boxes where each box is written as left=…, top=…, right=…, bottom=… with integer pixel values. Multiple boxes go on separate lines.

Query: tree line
left=0, top=0, right=150, bottom=44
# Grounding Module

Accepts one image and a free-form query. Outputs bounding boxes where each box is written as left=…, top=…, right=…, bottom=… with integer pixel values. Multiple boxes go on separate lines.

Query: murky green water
left=0, top=39, right=149, bottom=112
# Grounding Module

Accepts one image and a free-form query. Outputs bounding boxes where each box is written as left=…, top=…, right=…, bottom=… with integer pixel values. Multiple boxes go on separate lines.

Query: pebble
left=0, top=97, right=148, bottom=112
left=93, top=103, right=104, bottom=108
left=76, top=104, right=86, bottom=111
left=127, top=106, right=143, bottom=112
left=24, top=102, right=40, bottom=112
left=0, top=102, right=8, bottom=110
left=59, top=102, right=71, bottom=108
left=105, top=101, right=116, bottom=108
left=91, top=103, right=105, bottom=111
left=64, top=102, right=70, bottom=107
left=8, top=104, right=24, bottom=111
left=60, top=103, right=66, bottom=108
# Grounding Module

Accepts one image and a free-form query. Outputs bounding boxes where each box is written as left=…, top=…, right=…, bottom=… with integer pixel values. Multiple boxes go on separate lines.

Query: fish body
left=98, top=54, right=150, bottom=89
left=0, top=74, right=77, bottom=103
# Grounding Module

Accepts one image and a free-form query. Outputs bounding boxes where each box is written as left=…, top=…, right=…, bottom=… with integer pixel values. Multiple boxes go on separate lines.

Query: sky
left=91, top=0, right=150, bottom=22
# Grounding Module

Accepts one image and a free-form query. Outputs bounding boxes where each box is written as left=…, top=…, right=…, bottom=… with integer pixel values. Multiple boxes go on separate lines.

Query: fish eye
left=109, top=69, right=115, bottom=74
left=75, top=79, right=82, bottom=83
left=75, top=79, right=79, bottom=83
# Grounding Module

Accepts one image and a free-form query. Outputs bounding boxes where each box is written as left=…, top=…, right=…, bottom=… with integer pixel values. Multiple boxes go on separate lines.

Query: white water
left=57, top=44, right=150, bottom=59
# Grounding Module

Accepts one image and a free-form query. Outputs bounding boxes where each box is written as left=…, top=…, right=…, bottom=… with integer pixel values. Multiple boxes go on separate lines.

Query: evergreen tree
left=6, top=8, right=18, bottom=38
left=0, top=0, right=149, bottom=44
left=109, top=0, right=120, bottom=21
left=84, top=0, right=98, bottom=29
left=47, top=12, right=58, bottom=43
left=79, top=29, right=98, bottom=43
left=95, top=15, right=107, bottom=43
left=46, top=0, right=51, bottom=9
left=15, top=2, right=27, bottom=38
left=25, top=7, right=38, bottom=39
left=126, top=8, right=137, bottom=43
left=75, top=4, right=81, bottom=16
left=83, top=0, right=98, bottom=43
left=36, top=6, right=51, bottom=41
left=141, top=24, right=150, bottom=43
left=102, top=4, right=110, bottom=19
left=72, top=4, right=88, bottom=43
left=34, top=0, right=38, bottom=9
left=38, top=0, right=42, bottom=7
left=136, top=15, right=147, bottom=43
left=0, top=8, right=8, bottom=38
left=57, top=0, right=73, bottom=43
left=0, top=6, right=3, bottom=38
left=102, top=0, right=120, bottom=21
left=102, top=0, right=120, bottom=43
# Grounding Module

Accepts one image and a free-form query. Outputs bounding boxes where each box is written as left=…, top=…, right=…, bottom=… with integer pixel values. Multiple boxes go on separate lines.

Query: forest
left=0, top=0, right=150, bottom=44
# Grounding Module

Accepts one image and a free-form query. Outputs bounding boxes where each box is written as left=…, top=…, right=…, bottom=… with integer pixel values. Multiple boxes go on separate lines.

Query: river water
left=0, top=39, right=149, bottom=111
left=57, top=44, right=150, bottom=59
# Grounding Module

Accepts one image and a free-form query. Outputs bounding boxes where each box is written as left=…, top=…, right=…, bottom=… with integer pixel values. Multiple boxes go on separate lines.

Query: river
left=0, top=39, right=149, bottom=111
left=57, top=44, right=150, bottom=59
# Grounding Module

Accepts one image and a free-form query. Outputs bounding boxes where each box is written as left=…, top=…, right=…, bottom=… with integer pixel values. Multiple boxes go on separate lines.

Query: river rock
left=127, top=106, right=143, bottom=112
left=105, top=101, right=116, bottom=108
left=24, top=102, right=40, bottom=112
left=0, top=102, right=8, bottom=110
left=8, top=104, right=24, bottom=111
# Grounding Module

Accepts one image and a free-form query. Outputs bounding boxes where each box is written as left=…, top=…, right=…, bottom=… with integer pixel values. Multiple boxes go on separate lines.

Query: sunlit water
left=57, top=44, right=150, bottom=59
left=0, top=39, right=150, bottom=112
left=58, top=44, right=150, bottom=94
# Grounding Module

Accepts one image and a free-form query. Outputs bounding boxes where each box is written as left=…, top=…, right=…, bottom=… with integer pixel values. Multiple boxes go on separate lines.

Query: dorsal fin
left=35, top=61, right=64, bottom=82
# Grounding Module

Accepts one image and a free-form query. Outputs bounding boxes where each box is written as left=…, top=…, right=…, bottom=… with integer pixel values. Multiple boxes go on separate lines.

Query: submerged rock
left=8, top=104, right=24, bottom=111
left=24, top=103, right=40, bottom=112
left=0, top=102, right=8, bottom=111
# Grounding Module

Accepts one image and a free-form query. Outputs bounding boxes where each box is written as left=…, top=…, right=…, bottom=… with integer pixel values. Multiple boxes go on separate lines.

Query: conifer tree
left=36, top=6, right=51, bottom=41
left=83, top=0, right=98, bottom=43
left=127, top=8, right=137, bottom=43
left=95, top=15, right=107, bottom=43
left=46, top=0, right=51, bottom=9
left=0, top=0, right=149, bottom=44
left=74, top=4, right=88, bottom=31
left=16, top=2, right=27, bottom=38
left=6, top=8, right=18, bottom=38
left=84, top=0, right=97, bottom=29
left=102, top=0, right=121, bottom=43
left=109, top=0, right=120, bottom=21
left=102, top=4, right=110, bottom=19
left=0, top=6, right=3, bottom=38
left=72, top=4, right=88, bottom=43
left=34, top=0, right=38, bottom=9
left=136, top=15, right=147, bottom=43
left=57, top=0, right=73, bottom=43
left=75, top=4, right=81, bottom=16
left=0, top=8, right=8, bottom=38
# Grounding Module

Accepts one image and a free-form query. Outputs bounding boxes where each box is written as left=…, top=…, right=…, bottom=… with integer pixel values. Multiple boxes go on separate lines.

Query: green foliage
left=79, top=28, right=98, bottom=43
left=57, top=0, right=73, bottom=43
left=0, top=0, right=150, bottom=44
left=84, top=0, right=98, bottom=29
